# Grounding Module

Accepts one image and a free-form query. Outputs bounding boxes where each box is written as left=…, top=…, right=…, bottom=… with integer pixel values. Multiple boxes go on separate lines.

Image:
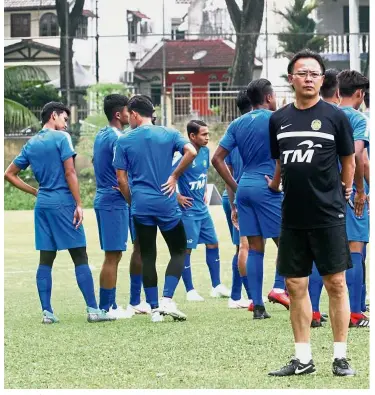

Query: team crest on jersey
left=203, top=160, right=207, bottom=167
left=311, top=119, right=322, bottom=131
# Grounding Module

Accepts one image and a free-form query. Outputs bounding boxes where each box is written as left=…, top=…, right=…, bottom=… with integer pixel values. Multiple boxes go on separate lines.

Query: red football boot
left=268, top=289, right=290, bottom=310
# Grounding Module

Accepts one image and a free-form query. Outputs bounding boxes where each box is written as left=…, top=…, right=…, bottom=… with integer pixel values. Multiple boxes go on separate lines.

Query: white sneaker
left=157, top=297, right=187, bottom=321
left=151, top=309, right=164, bottom=322
left=210, top=284, right=231, bottom=298
left=228, top=298, right=252, bottom=309
left=108, top=305, right=134, bottom=319
left=127, top=301, right=151, bottom=315
left=186, top=289, right=204, bottom=302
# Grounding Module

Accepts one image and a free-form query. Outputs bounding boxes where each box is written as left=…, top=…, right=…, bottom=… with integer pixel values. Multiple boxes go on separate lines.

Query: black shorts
left=277, top=225, right=352, bottom=278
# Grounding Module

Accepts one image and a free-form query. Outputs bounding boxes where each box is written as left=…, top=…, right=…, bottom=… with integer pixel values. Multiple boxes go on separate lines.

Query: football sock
left=273, top=269, right=285, bottom=290
left=247, top=250, right=264, bottom=306
left=111, top=287, right=117, bottom=309
left=75, top=264, right=98, bottom=309
left=99, top=287, right=112, bottom=312
left=130, top=274, right=142, bottom=306
left=144, top=286, right=158, bottom=309
left=295, top=343, right=312, bottom=364
left=181, top=254, right=194, bottom=292
left=206, top=247, right=221, bottom=288
left=163, top=275, right=180, bottom=298
left=308, top=262, right=323, bottom=312
left=346, top=252, right=363, bottom=314
left=241, top=275, right=252, bottom=300
left=231, top=254, right=242, bottom=301
left=36, top=264, right=53, bottom=313
left=361, top=247, right=367, bottom=312
left=333, top=342, right=347, bottom=360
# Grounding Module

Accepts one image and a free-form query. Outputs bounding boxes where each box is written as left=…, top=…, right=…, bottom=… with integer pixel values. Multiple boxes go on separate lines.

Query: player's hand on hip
left=112, top=186, right=120, bottom=192
left=354, top=190, right=367, bottom=217
left=341, top=182, right=352, bottom=201
left=265, top=175, right=281, bottom=192
left=73, top=205, right=84, bottom=229
left=231, top=207, right=239, bottom=230
left=161, top=175, right=177, bottom=198
left=177, top=194, right=193, bottom=208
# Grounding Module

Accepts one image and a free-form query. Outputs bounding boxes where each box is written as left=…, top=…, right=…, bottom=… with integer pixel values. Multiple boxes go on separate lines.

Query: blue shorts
left=236, top=178, right=282, bottom=239
left=133, top=214, right=181, bottom=232
left=182, top=214, right=218, bottom=249
left=95, top=208, right=129, bottom=251
left=222, top=195, right=240, bottom=245
left=34, top=205, right=86, bottom=251
left=129, top=207, right=137, bottom=243
left=346, top=197, right=369, bottom=243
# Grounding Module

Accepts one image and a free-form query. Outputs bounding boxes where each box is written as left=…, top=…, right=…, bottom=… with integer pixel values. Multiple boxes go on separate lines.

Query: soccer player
left=212, top=78, right=289, bottom=320
left=174, top=120, right=230, bottom=301
left=337, top=70, right=370, bottom=328
left=4, top=102, right=114, bottom=324
left=113, top=95, right=197, bottom=322
left=222, top=90, right=252, bottom=308
left=309, top=68, right=341, bottom=328
left=267, top=50, right=356, bottom=376
left=93, top=94, right=135, bottom=319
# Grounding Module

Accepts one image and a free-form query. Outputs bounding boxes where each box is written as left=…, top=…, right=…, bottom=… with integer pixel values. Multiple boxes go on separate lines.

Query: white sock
left=295, top=343, right=312, bottom=364
left=273, top=288, right=285, bottom=293
left=333, top=342, right=347, bottom=360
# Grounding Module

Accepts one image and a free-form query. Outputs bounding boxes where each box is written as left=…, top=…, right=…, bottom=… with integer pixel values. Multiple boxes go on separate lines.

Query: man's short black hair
left=236, top=89, right=252, bottom=114
left=337, top=70, right=369, bottom=97
left=364, top=89, right=370, bottom=109
left=186, top=120, right=207, bottom=138
left=246, top=78, right=273, bottom=106
left=320, top=68, right=339, bottom=99
left=103, top=94, right=129, bottom=121
left=127, top=95, right=154, bottom=117
left=287, top=49, right=326, bottom=75
left=41, top=101, right=70, bottom=125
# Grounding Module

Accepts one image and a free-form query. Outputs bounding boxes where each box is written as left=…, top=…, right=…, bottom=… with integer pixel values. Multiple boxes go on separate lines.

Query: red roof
left=129, top=10, right=150, bottom=20
left=137, top=39, right=238, bottom=71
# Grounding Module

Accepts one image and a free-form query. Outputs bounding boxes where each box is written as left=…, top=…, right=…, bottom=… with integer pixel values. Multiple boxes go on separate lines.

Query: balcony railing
left=322, top=33, right=369, bottom=54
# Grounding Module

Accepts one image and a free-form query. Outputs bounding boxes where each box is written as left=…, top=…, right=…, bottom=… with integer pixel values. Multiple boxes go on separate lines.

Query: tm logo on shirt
left=189, top=174, right=207, bottom=190
left=282, top=140, right=322, bottom=164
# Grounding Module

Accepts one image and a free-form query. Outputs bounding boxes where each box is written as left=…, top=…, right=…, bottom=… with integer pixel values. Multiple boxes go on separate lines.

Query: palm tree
left=4, top=66, right=49, bottom=132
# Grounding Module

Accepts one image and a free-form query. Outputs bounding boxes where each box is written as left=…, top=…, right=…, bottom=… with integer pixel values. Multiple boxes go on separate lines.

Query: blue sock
left=99, top=287, right=112, bottom=311
left=182, top=254, right=194, bottom=292
left=247, top=250, right=264, bottom=306
left=130, top=274, right=142, bottom=306
left=231, top=254, right=242, bottom=301
left=206, top=247, right=221, bottom=288
left=308, top=262, right=323, bottom=312
left=241, top=275, right=252, bottom=300
left=346, top=252, right=363, bottom=314
left=144, top=286, right=158, bottom=309
left=361, top=283, right=367, bottom=312
left=273, top=269, right=285, bottom=290
left=163, top=275, right=180, bottom=298
left=75, top=264, right=98, bottom=309
left=36, top=264, right=53, bottom=313
left=361, top=245, right=367, bottom=312
left=111, top=287, right=118, bottom=309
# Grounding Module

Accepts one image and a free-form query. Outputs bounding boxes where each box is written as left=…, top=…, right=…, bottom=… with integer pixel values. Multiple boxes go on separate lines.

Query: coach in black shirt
left=267, top=50, right=356, bottom=377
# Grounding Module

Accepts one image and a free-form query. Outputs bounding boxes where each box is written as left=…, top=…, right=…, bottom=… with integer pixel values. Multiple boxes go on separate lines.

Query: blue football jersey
left=225, top=147, right=244, bottom=182
left=113, top=125, right=189, bottom=217
left=13, top=129, right=76, bottom=208
left=340, top=107, right=370, bottom=192
left=173, top=146, right=210, bottom=219
left=93, top=126, right=127, bottom=209
left=219, top=109, right=276, bottom=180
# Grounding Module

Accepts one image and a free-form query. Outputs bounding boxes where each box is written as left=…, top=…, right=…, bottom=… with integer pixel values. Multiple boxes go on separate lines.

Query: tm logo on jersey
left=282, top=140, right=322, bottom=164
left=189, top=174, right=207, bottom=190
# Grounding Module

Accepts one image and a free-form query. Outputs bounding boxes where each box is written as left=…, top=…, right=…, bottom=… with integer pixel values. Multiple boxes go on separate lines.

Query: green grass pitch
left=4, top=207, right=369, bottom=389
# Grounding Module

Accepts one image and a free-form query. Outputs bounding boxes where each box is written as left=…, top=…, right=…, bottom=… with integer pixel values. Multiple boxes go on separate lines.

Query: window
left=39, top=12, right=59, bottom=37
left=151, top=85, right=162, bottom=106
left=75, top=15, right=88, bottom=39
left=208, top=82, right=227, bottom=109
left=343, top=6, right=369, bottom=33
left=171, top=19, right=185, bottom=40
left=173, top=84, right=191, bottom=116
left=11, top=13, right=31, bottom=37
left=128, top=19, right=138, bottom=43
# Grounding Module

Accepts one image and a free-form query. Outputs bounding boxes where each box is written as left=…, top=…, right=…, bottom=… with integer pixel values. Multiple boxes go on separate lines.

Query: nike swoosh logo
left=295, top=365, right=312, bottom=374
left=280, top=124, right=292, bottom=130
left=184, top=266, right=191, bottom=269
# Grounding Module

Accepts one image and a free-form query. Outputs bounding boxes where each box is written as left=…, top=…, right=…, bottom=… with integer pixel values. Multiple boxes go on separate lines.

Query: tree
left=4, top=66, right=49, bottom=133
left=55, top=0, right=85, bottom=104
left=276, top=0, right=327, bottom=58
left=225, top=0, right=265, bottom=87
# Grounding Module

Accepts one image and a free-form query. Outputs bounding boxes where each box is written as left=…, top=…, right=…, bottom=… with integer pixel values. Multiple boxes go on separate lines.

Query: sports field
left=4, top=207, right=369, bottom=389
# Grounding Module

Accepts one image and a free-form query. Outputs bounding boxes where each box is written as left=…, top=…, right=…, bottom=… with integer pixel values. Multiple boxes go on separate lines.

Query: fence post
left=166, top=92, right=172, bottom=128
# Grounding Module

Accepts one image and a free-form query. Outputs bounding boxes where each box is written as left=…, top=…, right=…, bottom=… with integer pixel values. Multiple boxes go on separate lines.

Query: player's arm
left=363, top=148, right=370, bottom=188
left=265, top=160, right=282, bottom=192
left=212, top=146, right=237, bottom=193
left=4, top=162, right=38, bottom=196
left=116, top=169, right=131, bottom=205
left=63, top=157, right=84, bottom=228
left=266, top=115, right=282, bottom=192
left=162, top=143, right=197, bottom=197
left=225, top=164, right=236, bottom=209
left=339, top=155, right=355, bottom=197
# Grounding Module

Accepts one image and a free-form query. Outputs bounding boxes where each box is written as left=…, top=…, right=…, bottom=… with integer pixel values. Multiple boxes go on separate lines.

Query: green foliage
left=208, top=165, right=225, bottom=195
left=84, top=83, right=130, bottom=114
left=276, top=0, right=327, bottom=58
left=7, top=82, right=60, bottom=109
